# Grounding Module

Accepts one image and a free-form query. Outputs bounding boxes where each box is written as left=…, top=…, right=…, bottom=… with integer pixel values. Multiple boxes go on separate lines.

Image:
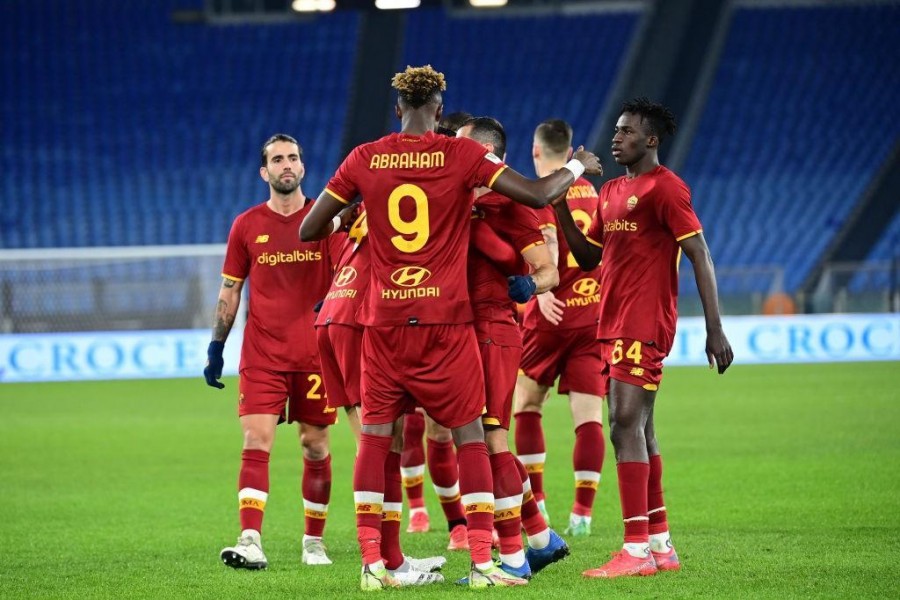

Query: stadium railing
left=0, top=245, right=238, bottom=334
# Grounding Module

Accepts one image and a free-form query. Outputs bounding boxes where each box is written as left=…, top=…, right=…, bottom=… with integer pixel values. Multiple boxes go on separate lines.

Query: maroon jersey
left=468, top=191, right=544, bottom=327
left=325, top=131, right=507, bottom=326
left=315, top=212, right=370, bottom=330
left=523, top=177, right=602, bottom=332
left=586, top=166, right=702, bottom=354
left=222, top=200, right=332, bottom=372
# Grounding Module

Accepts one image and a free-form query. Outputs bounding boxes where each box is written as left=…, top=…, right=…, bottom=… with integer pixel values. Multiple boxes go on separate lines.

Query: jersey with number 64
left=325, top=130, right=508, bottom=326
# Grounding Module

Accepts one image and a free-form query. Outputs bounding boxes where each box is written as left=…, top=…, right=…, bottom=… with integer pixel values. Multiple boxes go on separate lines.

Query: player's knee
left=301, top=428, right=329, bottom=460
left=570, top=393, right=603, bottom=426
left=514, top=378, right=546, bottom=413
left=608, top=419, right=644, bottom=451
left=426, top=419, right=453, bottom=443
left=242, top=428, right=275, bottom=452
left=451, top=418, right=485, bottom=447
left=484, top=427, right=508, bottom=454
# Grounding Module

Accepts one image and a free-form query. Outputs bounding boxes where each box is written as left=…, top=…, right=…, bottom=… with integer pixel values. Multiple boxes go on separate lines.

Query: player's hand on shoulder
left=574, top=145, right=603, bottom=177
left=705, top=328, right=734, bottom=374
left=507, top=275, right=537, bottom=304
left=204, top=341, right=226, bottom=389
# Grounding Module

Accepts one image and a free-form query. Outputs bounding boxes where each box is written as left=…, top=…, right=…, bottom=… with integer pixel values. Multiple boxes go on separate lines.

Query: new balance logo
left=255, top=235, right=269, bottom=243
left=629, top=367, right=645, bottom=376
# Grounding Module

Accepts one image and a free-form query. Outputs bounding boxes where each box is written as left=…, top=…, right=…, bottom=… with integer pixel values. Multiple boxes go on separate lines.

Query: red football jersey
left=315, top=212, right=370, bottom=329
left=222, top=200, right=333, bottom=371
left=468, top=191, right=544, bottom=327
left=325, top=131, right=507, bottom=326
left=523, top=177, right=603, bottom=331
left=585, top=166, right=702, bottom=354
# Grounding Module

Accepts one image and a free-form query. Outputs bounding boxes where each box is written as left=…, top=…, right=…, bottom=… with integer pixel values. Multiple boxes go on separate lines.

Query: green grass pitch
left=1, top=362, right=898, bottom=598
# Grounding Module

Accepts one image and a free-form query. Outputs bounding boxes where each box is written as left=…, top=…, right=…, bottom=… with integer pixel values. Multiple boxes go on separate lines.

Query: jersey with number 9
left=324, top=130, right=508, bottom=326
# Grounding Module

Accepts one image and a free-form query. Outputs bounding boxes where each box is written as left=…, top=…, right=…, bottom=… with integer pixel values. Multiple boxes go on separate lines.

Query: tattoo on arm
left=222, top=279, right=237, bottom=289
left=213, top=299, right=235, bottom=342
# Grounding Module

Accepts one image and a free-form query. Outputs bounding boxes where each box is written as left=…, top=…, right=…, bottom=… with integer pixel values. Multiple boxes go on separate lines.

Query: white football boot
left=301, top=537, right=333, bottom=566
left=220, top=530, right=268, bottom=570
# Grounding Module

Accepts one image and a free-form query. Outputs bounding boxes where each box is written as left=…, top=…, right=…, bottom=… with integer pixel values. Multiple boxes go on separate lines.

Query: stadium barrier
left=0, top=313, right=896, bottom=383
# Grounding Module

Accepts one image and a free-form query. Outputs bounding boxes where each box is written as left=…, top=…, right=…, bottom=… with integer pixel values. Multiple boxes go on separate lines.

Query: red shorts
left=238, top=367, right=337, bottom=426
left=520, top=326, right=605, bottom=396
left=599, top=337, right=666, bottom=395
left=475, top=321, right=522, bottom=430
left=316, top=324, right=363, bottom=410
left=361, top=324, right=486, bottom=429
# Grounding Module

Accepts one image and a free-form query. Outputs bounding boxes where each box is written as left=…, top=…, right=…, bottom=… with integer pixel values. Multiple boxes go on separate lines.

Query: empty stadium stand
left=400, top=7, right=639, bottom=177
left=679, top=3, right=900, bottom=293
left=0, top=0, right=358, bottom=248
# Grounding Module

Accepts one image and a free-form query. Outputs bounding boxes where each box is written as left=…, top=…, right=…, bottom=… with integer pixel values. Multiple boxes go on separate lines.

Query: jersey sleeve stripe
left=222, top=273, right=244, bottom=282
left=586, top=237, right=603, bottom=248
left=519, top=241, right=545, bottom=253
left=675, top=229, right=702, bottom=242
left=487, top=165, right=509, bottom=188
left=540, top=222, right=557, bottom=230
left=324, top=188, right=351, bottom=205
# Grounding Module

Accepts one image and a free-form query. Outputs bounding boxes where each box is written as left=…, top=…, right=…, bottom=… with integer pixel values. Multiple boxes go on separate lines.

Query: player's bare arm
left=534, top=225, right=565, bottom=325
left=204, top=276, right=244, bottom=389
left=551, top=200, right=602, bottom=270
left=213, top=277, right=243, bottom=342
left=299, top=191, right=352, bottom=241
left=491, top=147, right=602, bottom=208
left=521, top=243, right=559, bottom=294
left=679, top=233, right=734, bottom=374
left=542, top=225, right=560, bottom=266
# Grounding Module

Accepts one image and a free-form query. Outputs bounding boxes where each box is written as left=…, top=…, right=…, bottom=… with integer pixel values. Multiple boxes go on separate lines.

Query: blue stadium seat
left=400, top=7, right=638, bottom=176
left=1, top=0, right=358, bottom=248
left=680, top=4, right=900, bottom=293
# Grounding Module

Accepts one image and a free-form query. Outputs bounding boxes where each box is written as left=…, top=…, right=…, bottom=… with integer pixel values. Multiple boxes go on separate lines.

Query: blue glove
left=507, top=275, right=537, bottom=303
left=203, top=341, right=225, bottom=389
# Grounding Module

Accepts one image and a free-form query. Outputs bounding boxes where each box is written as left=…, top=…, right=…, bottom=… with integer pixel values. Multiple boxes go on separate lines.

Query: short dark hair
left=261, top=134, right=301, bottom=166
left=534, top=119, right=573, bottom=157
left=462, top=116, right=507, bottom=159
left=621, top=97, right=676, bottom=143
left=439, top=111, right=474, bottom=134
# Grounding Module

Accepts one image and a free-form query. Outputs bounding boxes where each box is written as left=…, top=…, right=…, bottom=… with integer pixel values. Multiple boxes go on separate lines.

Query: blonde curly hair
left=391, top=65, right=446, bottom=109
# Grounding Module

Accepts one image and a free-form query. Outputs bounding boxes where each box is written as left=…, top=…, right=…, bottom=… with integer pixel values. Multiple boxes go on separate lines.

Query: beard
left=270, top=173, right=300, bottom=194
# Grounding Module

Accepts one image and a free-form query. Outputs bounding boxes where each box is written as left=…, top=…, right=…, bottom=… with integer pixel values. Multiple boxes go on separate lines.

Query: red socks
left=572, top=421, right=604, bottom=517
left=514, top=412, right=546, bottom=502
left=648, top=454, right=669, bottom=535
left=514, top=456, right=547, bottom=535
left=457, top=441, right=495, bottom=565
left=401, top=413, right=426, bottom=510
left=617, top=461, right=650, bottom=543
left=489, top=451, right=524, bottom=557
left=302, top=455, right=331, bottom=538
left=238, top=449, right=270, bottom=533
left=381, top=451, right=404, bottom=569
left=427, top=438, right=466, bottom=528
left=354, top=433, right=392, bottom=565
